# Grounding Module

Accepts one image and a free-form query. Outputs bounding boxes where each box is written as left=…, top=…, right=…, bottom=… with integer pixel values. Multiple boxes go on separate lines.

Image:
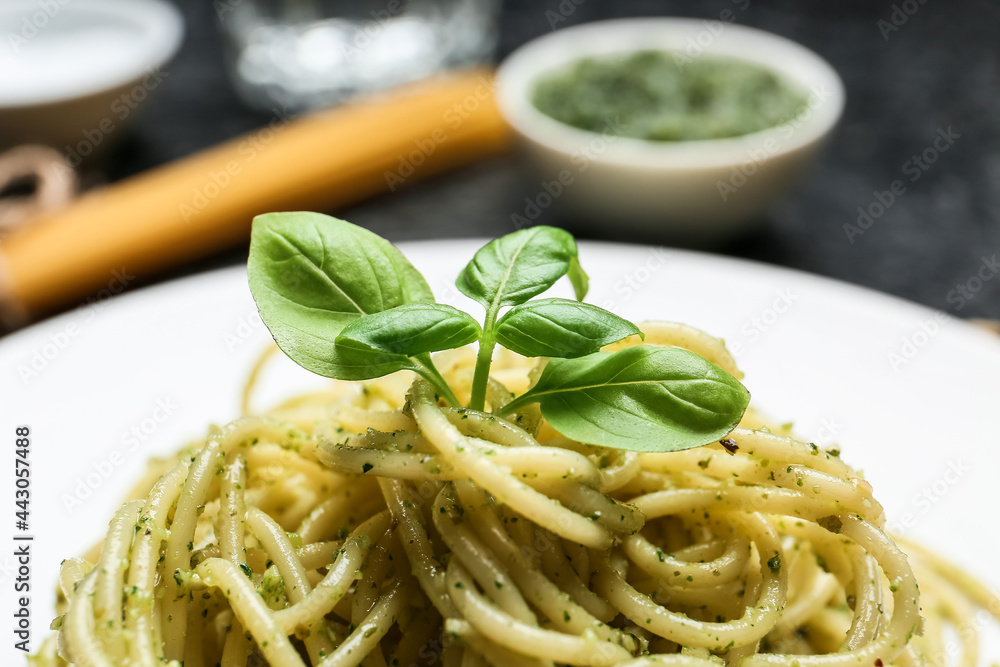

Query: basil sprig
left=248, top=212, right=750, bottom=453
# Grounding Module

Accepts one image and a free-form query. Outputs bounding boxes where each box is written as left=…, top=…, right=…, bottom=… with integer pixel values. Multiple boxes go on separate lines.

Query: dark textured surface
left=103, top=0, right=998, bottom=318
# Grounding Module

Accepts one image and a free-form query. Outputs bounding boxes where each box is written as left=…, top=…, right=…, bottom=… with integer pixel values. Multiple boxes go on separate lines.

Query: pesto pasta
left=33, top=323, right=999, bottom=667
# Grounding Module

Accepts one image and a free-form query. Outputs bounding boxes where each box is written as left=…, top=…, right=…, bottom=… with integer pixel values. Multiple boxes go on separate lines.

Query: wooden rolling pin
left=0, top=69, right=510, bottom=329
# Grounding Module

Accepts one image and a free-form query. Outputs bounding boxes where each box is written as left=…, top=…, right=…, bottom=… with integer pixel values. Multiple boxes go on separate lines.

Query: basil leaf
left=494, top=298, right=641, bottom=358
left=503, top=345, right=749, bottom=452
left=337, top=304, right=481, bottom=358
left=567, top=256, right=589, bottom=301
left=316, top=348, right=416, bottom=381
left=248, top=212, right=433, bottom=378
left=456, top=226, right=579, bottom=309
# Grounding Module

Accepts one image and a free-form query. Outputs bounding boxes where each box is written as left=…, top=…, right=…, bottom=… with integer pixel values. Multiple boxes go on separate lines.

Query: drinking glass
left=217, top=0, right=500, bottom=113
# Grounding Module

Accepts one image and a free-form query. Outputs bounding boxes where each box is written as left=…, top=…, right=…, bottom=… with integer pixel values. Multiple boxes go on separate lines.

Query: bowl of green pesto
left=496, top=18, right=844, bottom=240
left=533, top=51, right=808, bottom=143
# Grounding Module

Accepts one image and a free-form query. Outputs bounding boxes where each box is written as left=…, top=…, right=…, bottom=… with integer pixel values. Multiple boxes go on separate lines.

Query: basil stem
left=413, top=354, right=462, bottom=408
left=469, top=307, right=499, bottom=412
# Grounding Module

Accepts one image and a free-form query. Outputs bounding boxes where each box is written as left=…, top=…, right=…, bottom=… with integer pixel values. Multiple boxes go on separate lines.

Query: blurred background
left=0, top=0, right=997, bottom=328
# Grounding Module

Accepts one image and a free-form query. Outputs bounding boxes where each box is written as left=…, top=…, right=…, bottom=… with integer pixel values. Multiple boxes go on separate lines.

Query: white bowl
left=0, top=0, right=184, bottom=154
left=496, top=18, right=845, bottom=242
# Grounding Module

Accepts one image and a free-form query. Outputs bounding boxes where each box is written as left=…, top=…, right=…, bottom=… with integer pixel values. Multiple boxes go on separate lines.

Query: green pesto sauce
left=532, top=50, right=807, bottom=141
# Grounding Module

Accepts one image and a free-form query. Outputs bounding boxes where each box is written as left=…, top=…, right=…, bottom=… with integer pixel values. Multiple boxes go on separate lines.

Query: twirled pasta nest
left=34, top=324, right=997, bottom=667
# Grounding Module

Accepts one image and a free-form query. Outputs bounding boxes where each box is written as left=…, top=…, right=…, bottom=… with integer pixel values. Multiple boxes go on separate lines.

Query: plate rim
left=4, top=238, right=995, bottom=354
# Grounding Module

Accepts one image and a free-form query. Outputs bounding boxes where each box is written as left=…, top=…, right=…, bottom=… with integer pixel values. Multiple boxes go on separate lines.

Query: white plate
left=2, top=240, right=998, bottom=662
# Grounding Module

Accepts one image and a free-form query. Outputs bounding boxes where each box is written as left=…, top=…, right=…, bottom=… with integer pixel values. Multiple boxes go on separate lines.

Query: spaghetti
left=34, top=323, right=1000, bottom=666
